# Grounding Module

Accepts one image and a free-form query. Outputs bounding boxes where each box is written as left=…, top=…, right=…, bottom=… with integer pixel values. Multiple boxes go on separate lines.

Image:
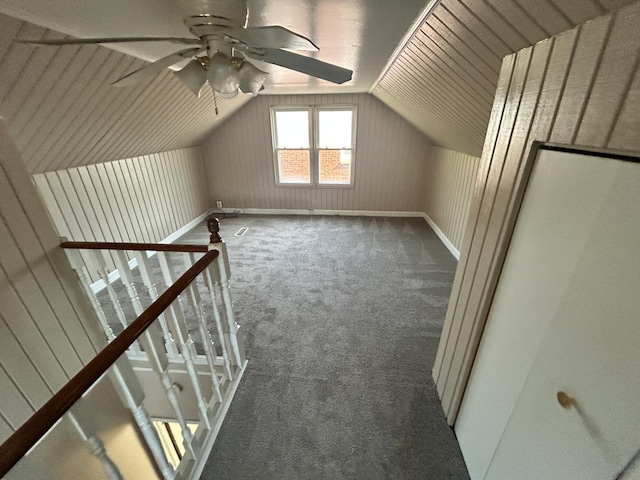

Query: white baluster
left=113, top=250, right=146, bottom=316
left=93, top=250, right=142, bottom=355
left=140, top=321, right=196, bottom=458
left=67, top=411, right=124, bottom=480
left=156, top=251, right=212, bottom=429
left=207, top=218, right=245, bottom=368
left=186, top=280, right=224, bottom=404
left=65, top=247, right=116, bottom=342
left=203, top=267, right=233, bottom=381
left=135, top=251, right=180, bottom=358
left=109, top=357, right=174, bottom=479
left=158, top=252, right=198, bottom=359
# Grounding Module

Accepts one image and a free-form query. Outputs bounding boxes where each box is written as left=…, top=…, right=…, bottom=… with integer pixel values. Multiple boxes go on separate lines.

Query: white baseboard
left=159, top=211, right=209, bottom=245
left=89, top=211, right=209, bottom=294
left=226, top=207, right=426, bottom=218
left=221, top=207, right=460, bottom=260
left=421, top=213, right=460, bottom=260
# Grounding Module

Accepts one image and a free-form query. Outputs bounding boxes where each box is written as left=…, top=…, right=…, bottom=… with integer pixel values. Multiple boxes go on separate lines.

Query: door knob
left=557, top=391, right=576, bottom=409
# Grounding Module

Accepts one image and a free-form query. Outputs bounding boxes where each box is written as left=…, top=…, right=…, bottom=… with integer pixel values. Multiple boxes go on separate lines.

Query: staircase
left=0, top=218, right=246, bottom=480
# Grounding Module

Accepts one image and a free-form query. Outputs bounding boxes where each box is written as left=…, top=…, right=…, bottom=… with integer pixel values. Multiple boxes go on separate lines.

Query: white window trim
left=270, top=105, right=357, bottom=187
left=270, top=106, right=313, bottom=186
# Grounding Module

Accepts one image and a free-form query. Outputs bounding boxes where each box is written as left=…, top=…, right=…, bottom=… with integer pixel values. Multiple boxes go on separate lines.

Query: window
left=271, top=106, right=356, bottom=186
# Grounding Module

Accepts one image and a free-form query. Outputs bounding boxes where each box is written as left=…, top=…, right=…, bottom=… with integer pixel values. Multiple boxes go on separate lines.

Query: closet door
left=484, top=149, right=640, bottom=479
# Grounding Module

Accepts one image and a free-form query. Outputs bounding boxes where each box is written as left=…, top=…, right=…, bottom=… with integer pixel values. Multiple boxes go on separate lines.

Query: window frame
left=270, top=105, right=357, bottom=187
left=270, top=106, right=313, bottom=186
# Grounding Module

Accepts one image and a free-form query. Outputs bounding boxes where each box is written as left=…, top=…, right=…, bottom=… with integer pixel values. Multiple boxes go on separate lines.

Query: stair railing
left=0, top=218, right=247, bottom=480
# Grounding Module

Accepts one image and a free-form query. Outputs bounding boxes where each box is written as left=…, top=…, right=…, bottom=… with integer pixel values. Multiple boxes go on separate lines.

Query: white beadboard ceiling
left=372, top=0, right=638, bottom=157
left=0, top=14, right=251, bottom=174
left=0, top=0, right=634, bottom=172
left=0, top=0, right=428, bottom=94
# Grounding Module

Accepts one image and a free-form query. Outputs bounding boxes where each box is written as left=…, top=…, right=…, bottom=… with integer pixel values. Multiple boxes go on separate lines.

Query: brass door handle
left=557, top=391, right=576, bottom=409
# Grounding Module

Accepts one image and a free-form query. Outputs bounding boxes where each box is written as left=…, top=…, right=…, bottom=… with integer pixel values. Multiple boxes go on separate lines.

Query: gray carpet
left=176, top=215, right=469, bottom=480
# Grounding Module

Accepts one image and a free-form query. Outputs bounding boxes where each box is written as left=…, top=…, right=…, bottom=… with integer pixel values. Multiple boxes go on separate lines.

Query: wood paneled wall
left=371, top=0, right=636, bottom=158
left=423, top=147, right=480, bottom=256
left=32, top=147, right=210, bottom=282
left=202, top=94, right=433, bottom=213
left=433, top=1, right=640, bottom=425
left=0, top=13, right=249, bottom=175
left=0, top=124, right=104, bottom=444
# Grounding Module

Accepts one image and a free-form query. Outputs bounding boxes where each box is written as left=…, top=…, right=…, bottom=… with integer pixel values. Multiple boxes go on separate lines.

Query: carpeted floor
left=176, top=214, right=469, bottom=480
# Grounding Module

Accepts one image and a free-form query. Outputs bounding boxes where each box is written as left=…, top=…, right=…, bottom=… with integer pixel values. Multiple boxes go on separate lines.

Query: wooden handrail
left=60, top=240, right=208, bottom=253
left=0, top=249, right=219, bottom=477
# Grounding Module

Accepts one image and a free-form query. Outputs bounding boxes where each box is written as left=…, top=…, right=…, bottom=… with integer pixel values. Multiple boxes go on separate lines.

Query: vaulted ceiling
left=0, top=0, right=635, bottom=173
left=371, top=0, right=637, bottom=157
left=0, top=13, right=251, bottom=174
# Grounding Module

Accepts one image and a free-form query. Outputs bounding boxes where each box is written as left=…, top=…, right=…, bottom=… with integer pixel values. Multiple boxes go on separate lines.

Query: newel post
left=207, top=217, right=246, bottom=368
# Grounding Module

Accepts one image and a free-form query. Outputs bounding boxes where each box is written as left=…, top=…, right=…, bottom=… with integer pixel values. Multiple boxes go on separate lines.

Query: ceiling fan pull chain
left=213, top=89, right=219, bottom=115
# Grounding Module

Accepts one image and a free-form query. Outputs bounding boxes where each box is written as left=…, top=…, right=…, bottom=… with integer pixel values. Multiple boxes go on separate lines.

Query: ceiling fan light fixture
left=207, top=52, right=240, bottom=94
left=237, top=61, right=269, bottom=96
left=26, top=0, right=354, bottom=95
left=212, top=87, right=239, bottom=99
left=174, top=59, right=208, bottom=96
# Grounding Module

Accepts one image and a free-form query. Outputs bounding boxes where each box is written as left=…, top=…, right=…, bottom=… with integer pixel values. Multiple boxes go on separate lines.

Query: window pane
left=319, top=149, right=352, bottom=184
left=278, top=150, right=311, bottom=183
left=318, top=110, right=353, bottom=148
left=275, top=110, right=310, bottom=148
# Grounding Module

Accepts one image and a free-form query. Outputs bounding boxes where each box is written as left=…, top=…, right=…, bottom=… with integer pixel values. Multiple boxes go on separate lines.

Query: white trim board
left=369, top=0, right=442, bottom=93
left=230, top=207, right=426, bottom=218
left=182, top=359, right=248, bottom=480
left=89, top=211, right=209, bottom=294
left=421, top=213, right=460, bottom=260
left=220, top=207, right=461, bottom=259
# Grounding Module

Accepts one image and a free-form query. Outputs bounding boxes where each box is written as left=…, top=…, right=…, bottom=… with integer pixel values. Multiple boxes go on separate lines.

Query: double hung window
left=271, top=106, right=356, bottom=186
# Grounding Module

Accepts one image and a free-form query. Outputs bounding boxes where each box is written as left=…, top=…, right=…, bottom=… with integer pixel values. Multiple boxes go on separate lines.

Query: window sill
left=275, top=183, right=355, bottom=189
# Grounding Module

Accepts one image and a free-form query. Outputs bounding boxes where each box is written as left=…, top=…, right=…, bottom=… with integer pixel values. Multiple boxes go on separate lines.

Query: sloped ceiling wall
left=1, top=1, right=636, bottom=172
left=0, top=13, right=250, bottom=174
left=372, top=0, right=637, bottom=158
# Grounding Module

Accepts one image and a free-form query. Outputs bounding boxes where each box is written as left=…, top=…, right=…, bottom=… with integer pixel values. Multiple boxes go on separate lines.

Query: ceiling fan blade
left=173, top=59, right=208, bottom=96
left=18, top=37, right=201, bottom=46
left=112, top=47, right=204, bottom=87
left=246, top=48, right=352, bottom=84
left=225, top=26, right=318, bottom=51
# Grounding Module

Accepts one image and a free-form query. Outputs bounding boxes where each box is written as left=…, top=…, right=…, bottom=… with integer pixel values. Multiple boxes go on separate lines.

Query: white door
left=455, top=148, right=640, bottom=479
left=481, top=149, right=640, bottom=479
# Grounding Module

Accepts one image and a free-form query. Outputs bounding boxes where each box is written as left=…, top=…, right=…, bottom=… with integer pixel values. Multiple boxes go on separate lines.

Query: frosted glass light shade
left=238, top=61, right=268, bottom=96
left=174, top=60, right=208, bottom=96
left=213, top=88, right=239, bottom=99
left=207, top=53, right=240, bottom=94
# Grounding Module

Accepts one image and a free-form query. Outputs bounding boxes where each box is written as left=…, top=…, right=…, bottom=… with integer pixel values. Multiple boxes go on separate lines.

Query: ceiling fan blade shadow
left=112, top=47, right=203, bottom=87
left=18, top=37, right=201, bottom=46
left=226, top=26, right=318, bottom=51
left=246, top=48, right=352, bottom=84
left=174, top=60, right=208, bottom=96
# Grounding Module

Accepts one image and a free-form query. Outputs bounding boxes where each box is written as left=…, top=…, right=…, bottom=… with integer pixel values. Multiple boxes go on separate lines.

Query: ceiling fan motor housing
left=177, top=0, right=248, bottom=33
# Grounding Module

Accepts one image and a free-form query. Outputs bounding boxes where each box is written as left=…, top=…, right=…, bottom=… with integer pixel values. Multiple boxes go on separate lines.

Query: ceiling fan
left=18, top=0, right=353, bottom=99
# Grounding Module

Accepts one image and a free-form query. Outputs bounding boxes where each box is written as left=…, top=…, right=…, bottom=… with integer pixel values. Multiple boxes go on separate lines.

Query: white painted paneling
left=0, top=123, right=104, bottom=444
left=32, top=147, right=211, bottom=283
left=423, top=147, right=480, bottom=254
left=202, top=94, right=433, bottom=212
left=0, top=13, right=250, bottom=175
left=371, top=0, right=635, bottom=157
left=433, top=0, right=640, bottom=426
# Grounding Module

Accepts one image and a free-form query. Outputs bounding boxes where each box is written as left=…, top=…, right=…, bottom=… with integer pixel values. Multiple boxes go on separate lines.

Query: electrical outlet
left=216, top=200, right=223, bottom=209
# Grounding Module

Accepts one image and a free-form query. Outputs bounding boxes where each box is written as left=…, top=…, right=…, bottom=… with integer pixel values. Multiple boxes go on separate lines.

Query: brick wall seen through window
left=272, top=106, right=355, bottom=186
